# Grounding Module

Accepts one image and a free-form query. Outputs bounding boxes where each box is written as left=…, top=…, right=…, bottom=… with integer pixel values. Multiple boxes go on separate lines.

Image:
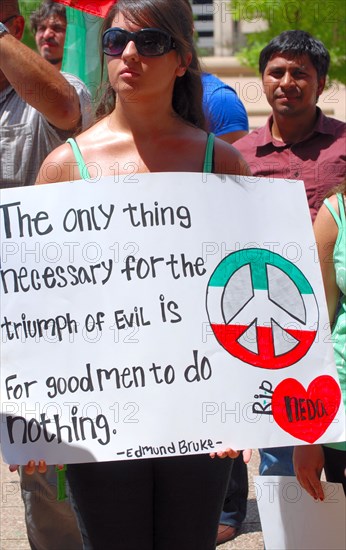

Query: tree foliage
left=19, top=0, right=41, bottom=50
left=232, top=0, right=346, bottom=84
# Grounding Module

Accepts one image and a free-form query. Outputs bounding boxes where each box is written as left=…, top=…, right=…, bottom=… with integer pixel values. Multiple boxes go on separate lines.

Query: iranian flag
left=206, top=249, right=318, bottom=370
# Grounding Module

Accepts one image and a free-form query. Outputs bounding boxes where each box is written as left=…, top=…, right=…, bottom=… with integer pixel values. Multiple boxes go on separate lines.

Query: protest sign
left=255, top=476, right=346, bottom=550
left=0, top=174, right=344, bottom=465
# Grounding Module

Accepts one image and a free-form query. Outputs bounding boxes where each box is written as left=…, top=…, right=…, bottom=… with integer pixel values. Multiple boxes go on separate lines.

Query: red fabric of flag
left=54, top=0, right=114, bottom=18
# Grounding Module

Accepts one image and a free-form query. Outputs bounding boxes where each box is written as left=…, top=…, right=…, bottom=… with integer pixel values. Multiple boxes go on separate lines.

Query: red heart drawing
left=272, top=376, right=341, bottom=443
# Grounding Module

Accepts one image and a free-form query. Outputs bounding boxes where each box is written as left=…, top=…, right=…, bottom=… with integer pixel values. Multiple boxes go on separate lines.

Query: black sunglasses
left=102, top=27, right=176, bottom=57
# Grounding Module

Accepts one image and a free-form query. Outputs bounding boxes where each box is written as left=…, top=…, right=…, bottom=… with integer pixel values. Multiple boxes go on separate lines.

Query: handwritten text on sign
left=0, top=174, right=344, bottom=464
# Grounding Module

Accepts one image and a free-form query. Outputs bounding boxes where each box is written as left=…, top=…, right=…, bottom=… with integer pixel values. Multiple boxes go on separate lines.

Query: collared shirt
left=0, top=73, right=93, bottom=189
left=234, top=108, right=346, bottom=220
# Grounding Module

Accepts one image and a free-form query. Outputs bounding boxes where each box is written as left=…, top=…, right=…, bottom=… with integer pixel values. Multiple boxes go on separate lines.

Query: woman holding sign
left=35, top=0, right=250, bottom=547
left=294, top=181, right=346, bottom=500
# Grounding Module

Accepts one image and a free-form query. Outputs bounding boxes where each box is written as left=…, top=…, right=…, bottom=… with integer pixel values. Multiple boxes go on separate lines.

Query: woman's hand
left=210, top=448, right=252, bottom=461
left=293, top=444, right=325, bottom=501
left=210, top=448, right=240, bottom=459
left=9, top=460, right=49, bottom=474
left=241, top=449, right=252, bottom=463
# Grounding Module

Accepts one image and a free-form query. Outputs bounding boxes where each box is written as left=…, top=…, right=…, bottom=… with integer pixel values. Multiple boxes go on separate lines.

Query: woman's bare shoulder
left=36, top=120, right=108, bottom=185
left=314, top=196, right=339, bottom=246
left=36, top=142, right=76, bottom=184
left=213, top=136, right=252, bottom=176
left=325, top=194, right=339, bottom=213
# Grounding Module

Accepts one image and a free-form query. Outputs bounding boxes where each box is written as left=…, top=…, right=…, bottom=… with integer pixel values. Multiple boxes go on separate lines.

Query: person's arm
left=0, top=29, right=81, bottom=131
left=293, top=198, right=339, bottom=500
left=313, top=198, right=339, bottom=325
left=293, top=444, right=325, bottom=500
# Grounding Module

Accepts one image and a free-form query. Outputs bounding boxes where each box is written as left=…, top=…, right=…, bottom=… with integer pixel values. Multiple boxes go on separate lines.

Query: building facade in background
left=192, top=0, right=265, bottom=55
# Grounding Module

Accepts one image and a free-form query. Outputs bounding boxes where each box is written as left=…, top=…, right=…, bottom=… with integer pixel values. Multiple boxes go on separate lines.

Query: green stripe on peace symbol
left=209, top=249, right=314, bottom=294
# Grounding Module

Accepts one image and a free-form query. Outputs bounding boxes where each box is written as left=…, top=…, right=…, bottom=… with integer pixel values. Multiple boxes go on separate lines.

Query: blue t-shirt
left=202, top=72, right=249, bottom=136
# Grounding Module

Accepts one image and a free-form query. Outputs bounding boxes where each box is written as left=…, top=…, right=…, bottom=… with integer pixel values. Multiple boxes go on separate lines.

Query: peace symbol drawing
left=206, top=249, right=319, bottom=369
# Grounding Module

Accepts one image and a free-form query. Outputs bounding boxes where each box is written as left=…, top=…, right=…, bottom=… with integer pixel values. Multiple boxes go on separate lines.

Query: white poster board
left=0, top=173, right=344, bottom=464
left=255, top=476, right=346, bottom=550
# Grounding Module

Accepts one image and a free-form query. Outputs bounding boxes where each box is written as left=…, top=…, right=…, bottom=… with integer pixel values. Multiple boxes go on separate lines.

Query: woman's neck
left=108, top=95, right=181, bottom=137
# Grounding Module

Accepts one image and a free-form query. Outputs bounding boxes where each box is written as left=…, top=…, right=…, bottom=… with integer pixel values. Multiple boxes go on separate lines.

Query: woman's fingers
left=24, top=460, right=36, bottom=475
left=38, top=460, right=47, bottom=474
left=222, top=448, right=240, bottom=459
left=9, top=461, right=55, bottom=474
left=23, top=460, right=48, bottom=475
left=210, top=448, right=240, bottom=459
left=307, top=477, right=325, bottom=501
left=296, top=472, right=325, bottom=501
left=242, top=449, right=252, bottom=463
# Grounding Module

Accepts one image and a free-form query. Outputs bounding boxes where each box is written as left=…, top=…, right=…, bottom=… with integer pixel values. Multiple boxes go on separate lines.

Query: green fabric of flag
left=62, top=7, right=106, bottom=101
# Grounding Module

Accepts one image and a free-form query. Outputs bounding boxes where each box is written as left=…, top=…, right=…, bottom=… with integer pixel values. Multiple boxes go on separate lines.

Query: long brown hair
left=96, top=0, right=205, bottom=129
left=325, top=180, right=346, bottom=198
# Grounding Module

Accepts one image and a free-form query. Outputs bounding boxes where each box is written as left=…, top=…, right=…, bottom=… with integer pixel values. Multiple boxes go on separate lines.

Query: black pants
left=323, top=446, right=346, bottom=495
left=67, top=454, right=233, bottom=550
left=220, top=453, right=248, bottom=527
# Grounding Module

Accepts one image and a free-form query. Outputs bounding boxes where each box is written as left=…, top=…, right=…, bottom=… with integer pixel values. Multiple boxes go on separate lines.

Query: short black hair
left=259, top=30, right=330, bottom=80
left=30, top=0, right=66, bottom=34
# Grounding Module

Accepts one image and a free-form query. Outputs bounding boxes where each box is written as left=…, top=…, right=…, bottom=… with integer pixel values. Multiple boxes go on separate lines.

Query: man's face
left=35, top=15, right=66, bottom=65
left=262, top=52, right=325, bottom=118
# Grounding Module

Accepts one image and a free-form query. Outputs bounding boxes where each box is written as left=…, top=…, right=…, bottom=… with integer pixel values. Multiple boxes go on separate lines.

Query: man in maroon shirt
left=234, top=30, right=345, bottom=222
